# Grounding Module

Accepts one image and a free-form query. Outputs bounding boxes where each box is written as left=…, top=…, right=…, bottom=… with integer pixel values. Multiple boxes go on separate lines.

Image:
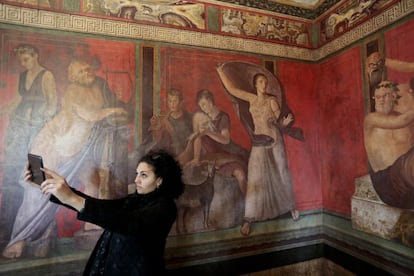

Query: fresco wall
left=351, top=17, right=414, bottom=248
left=0, top=0, right=413, bottom=273
left=0, top=25, right=322, bottom=261
left=318, top=15, right=414, bottom=217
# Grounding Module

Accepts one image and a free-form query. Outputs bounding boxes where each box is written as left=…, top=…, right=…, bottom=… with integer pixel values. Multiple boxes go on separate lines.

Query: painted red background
left=318, top=46, right=367, bottom=214
left=385, top=19, right=414, bottom=84
left=278, top=60, right=323, bottom=210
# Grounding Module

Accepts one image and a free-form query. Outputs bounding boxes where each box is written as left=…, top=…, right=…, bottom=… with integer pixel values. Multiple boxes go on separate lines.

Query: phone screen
left=28, top=153, right=45, bottom=185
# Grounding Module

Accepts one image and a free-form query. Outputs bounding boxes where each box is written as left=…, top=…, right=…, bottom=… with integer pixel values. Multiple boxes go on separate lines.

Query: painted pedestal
left=351, top=175, right=414, bottom=247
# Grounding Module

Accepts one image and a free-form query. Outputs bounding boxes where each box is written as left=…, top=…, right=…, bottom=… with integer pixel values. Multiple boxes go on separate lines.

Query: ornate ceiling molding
left=0, top=1, right=412, bottom=62
left=316, top=0, right=414, bottom=60
left=214, top=0, right=342, bottom=19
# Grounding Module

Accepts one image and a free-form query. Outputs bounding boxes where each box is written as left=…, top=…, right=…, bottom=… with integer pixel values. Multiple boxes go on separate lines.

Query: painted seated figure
left=363, top=80, right=414, bottom=210
left=2, top=59, right=132, bottom=258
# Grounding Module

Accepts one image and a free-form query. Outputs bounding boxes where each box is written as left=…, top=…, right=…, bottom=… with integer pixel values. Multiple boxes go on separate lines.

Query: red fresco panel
left=318, top=46, right=367, bottom=214
left=385, top=19, right=414, bottom=85
left=277, top=60, right=323, bottom=210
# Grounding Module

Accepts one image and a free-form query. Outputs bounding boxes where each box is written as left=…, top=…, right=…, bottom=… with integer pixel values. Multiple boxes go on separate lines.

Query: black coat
left=51, top=190, right=177, bottom=275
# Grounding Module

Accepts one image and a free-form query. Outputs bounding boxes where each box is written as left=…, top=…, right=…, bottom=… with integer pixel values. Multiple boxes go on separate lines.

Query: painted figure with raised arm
left=364, top=80, right=414, bottom=209
left=217, top=63, right=299, bottom=236
left=366, top=51, right=414, bottom=111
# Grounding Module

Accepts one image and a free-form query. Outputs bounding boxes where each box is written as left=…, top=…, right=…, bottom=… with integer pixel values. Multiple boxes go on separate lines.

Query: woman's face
left=255, top=75, right=268, bottom=94
left=135, top=162, right=162, bottom=194
left=18, top=53, right=38, bottom=70
left=197, top=97, right=213, bottom=114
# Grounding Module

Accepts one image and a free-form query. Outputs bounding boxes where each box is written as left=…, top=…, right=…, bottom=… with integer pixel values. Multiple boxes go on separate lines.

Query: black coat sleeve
left=78, top=195, right=177, bottom=237
left=49, top=188, right=92, bottom=212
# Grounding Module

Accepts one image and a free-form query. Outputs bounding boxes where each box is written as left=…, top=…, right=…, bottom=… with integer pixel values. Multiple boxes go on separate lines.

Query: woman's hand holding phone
left=27, top=153, right=45, bottom=185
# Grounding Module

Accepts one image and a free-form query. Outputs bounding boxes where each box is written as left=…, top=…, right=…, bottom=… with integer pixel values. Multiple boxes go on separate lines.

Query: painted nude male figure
left=364, top=80, right=414, bottom=209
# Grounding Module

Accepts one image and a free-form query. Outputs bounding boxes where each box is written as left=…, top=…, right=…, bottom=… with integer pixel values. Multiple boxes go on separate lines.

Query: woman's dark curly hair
left=138, top=149, right=184, bottom=199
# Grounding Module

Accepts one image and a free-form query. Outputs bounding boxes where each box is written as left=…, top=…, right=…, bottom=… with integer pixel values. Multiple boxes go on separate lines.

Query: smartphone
left=28, top=153, right=45, bottom=185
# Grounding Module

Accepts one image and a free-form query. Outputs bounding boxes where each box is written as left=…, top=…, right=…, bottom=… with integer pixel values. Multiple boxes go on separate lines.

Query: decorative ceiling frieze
left=215, top=0, right=342, bottom=19
left=317, top=0, right=414, bottom=59
left=0, top=1, right=412, bottom=62
left=1, top=0, right=412, bottom=50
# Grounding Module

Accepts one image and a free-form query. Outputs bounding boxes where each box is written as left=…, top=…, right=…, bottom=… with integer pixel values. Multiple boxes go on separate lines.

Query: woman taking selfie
left=27, top=149, right=183, bottom=275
